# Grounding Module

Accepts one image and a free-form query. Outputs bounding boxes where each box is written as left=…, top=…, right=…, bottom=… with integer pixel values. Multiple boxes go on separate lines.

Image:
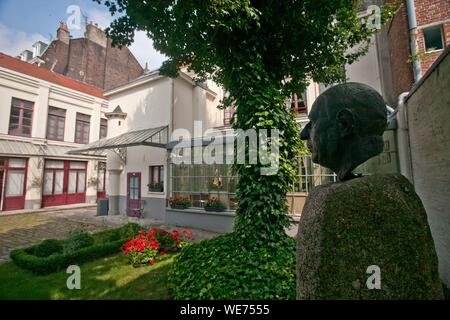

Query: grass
left=0, top=254, right=174, bottom=300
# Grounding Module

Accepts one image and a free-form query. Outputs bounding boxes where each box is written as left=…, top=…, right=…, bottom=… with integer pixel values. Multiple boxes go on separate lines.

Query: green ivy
left=168, top=234, right=297, bottom=300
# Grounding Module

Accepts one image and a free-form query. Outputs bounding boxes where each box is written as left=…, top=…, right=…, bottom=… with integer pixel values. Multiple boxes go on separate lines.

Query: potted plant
left=148, top=181, right=164, bottom=192
left=204, top=198, right=227, bottom=212
left=169, top=195, right=191, bottom=209
left=229, top=198, right=238, bottom=210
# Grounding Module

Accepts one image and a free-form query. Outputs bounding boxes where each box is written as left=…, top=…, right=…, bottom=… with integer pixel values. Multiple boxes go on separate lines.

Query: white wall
left=345, top=36, right=383, bottom=94
left=105, top=73, right=225, bottom=202
left=0, top=65, right=108, bottom=209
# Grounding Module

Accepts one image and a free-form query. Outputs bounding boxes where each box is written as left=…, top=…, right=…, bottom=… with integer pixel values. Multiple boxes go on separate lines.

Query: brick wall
left=104, top=38, right=144, bottom=91
left=386, top=0, right=415, bottom=97
left=415, top=0, right=450, bottom=74
left=384, top=0, right=449, bottom=98
left=414, top=0, right=450, bottom=25
left=39, top=28, right=143, bottom=90
left=41, top=40, right=69, bottom=75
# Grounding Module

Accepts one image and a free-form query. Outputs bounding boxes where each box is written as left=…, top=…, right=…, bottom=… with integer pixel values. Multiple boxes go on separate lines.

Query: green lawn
left=0, top=254, right=174, bottom=300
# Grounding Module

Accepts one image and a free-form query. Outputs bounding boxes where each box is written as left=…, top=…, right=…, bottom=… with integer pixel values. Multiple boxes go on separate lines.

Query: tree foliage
left=96, top=0, right=394, bottom=94
left=94, top=0, right=395, bottom=248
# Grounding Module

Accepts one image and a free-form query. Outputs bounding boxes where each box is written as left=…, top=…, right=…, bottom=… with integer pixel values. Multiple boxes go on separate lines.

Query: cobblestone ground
left=0, top=207, right=221, bottom=263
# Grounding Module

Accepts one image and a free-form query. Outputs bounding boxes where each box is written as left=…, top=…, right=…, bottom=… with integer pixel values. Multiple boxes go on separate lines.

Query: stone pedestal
left=297, top=174, right=444, bottom=300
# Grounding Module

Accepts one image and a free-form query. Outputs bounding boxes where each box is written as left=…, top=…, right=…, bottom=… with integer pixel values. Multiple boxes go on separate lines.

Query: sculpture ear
left=336, top=108, right=355, bottom=137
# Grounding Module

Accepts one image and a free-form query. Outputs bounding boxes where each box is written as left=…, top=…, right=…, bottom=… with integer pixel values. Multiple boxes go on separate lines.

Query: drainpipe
left=396, top=92, right=414, bottom=183
left=406, top=0, right=422, bottom=82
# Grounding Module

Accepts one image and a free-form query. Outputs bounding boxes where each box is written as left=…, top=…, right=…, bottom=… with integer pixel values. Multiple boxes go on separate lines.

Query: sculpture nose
left=300, top=122, right=311, bottom=140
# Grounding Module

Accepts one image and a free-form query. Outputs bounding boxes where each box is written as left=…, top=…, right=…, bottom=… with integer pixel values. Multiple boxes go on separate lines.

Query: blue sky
left=0, top=0, right=166, bottom=69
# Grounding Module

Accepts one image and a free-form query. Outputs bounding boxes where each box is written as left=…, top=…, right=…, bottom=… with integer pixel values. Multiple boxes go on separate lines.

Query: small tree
left=95, top=0, right=394, bottom=248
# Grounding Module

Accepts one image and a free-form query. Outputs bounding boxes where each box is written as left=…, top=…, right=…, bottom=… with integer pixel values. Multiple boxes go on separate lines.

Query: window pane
left=9, top=99, right=34, bottom=137
left=424, top=26, right=444, bottom=51
left=54, top=171, right=64, bottom=194
left=70, top=161, right=85, bottom=169
left=98, top=171, right=105, bottom=191
left=68, top=171, right=77, bottom=193
left=43, top=171, right=53, bottom=195
left=8, top=158, right=26, bottom=168
left=46, top=160, right=64, bottom=169
left=77, top=172, right=85, bottom=193
left=153, top=167, right=159, bottom=182
left=6, top=171, right=25, bottom=196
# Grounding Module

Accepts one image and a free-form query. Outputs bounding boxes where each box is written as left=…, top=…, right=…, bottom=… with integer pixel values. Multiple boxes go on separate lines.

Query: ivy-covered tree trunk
left=225, top=59, right=302, bottom=248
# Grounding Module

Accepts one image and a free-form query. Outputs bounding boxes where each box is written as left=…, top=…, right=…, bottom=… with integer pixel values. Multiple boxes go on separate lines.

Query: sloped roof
left=68, top=126, right=169, bottom=155
left=0, top=52, right=106, bottom=100
left=0, top=139, right=105, bottom=159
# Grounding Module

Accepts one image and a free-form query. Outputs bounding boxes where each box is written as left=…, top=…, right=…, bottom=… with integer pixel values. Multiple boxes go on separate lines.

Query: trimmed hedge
left=33, top=239, right=63, bottom=258
left=10, top=223, right=141, bottom=275
left=168, top=233, right=296, bottom=300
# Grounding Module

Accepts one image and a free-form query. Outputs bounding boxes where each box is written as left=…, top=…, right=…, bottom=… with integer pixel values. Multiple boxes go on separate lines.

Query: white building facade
left=0, top=53, right=108, bottom=211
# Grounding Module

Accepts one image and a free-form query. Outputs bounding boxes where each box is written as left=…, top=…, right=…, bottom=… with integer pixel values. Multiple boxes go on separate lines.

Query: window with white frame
left=148, top=165, right=164, bottom=192
left=423, top=25, right=444, bottom=52
left=9, top=98, right=34, bottom=137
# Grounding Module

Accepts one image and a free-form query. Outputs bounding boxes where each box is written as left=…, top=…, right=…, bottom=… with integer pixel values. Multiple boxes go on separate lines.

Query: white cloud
left=83, top=7, right=167, bottom=70
left=0, top=23, right=49, bottom=57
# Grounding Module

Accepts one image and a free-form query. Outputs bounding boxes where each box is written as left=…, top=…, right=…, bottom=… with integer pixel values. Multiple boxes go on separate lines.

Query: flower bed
left=120, top=228, right=192, bottom=267
left=10, top=223, right=142, bottom=275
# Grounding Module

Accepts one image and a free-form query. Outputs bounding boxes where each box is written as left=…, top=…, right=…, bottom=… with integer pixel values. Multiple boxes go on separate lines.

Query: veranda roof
left=67, top=126, right=169, bottom=156
left=0, top=138, right=105, bottom=159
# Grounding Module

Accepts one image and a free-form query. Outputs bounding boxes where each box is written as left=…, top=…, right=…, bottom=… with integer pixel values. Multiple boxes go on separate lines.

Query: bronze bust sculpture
left=300, top=82, right=387, bottom=181
left=296, top=82, right=443, bottom=299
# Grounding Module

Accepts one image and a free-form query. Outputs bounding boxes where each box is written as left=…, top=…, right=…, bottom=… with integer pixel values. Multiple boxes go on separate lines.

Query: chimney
left=57, top=21, right=70, bottom=44
left=85, top=21, right=107, bottom=47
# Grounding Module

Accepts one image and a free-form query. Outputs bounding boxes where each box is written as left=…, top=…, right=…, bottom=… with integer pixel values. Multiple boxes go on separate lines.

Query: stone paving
left=0, top=207, right=221, bottom=263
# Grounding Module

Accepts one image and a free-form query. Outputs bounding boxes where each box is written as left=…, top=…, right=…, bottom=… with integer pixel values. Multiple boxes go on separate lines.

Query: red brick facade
left=415, top=0, right=450, bottom=72
left=386, top=0, right=450, bottom=97
left=38, top=23, right=144, bottom=91
left=386, top=0, right=415, bottom=97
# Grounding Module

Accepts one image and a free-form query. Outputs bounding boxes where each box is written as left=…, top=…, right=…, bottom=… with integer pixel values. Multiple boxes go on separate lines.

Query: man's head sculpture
left=300, top=82, right=387, bottom=181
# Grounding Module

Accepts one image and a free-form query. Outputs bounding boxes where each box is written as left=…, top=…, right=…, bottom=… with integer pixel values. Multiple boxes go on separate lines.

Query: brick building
left=385, top=0, right=450, bottom=97
left=28, top=22, right=144, bottom=91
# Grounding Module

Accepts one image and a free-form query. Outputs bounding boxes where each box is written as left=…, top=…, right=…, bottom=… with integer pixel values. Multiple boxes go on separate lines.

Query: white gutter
left=406, top=0, right=422, bottom=82
left=396, top=92, right=414, bottom=183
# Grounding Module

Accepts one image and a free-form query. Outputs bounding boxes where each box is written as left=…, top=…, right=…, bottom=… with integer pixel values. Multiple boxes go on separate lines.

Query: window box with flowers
left=148, top=181, right=164, bottom=192
left=169, top=195, right=191, bottom=209
left=204, top=198, right=227, bottom=212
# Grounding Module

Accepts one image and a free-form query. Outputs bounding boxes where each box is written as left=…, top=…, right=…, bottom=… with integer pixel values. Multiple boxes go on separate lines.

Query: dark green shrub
left=119, top=223, right=142, bottom=239
left=10, top=224, right=145, bottom=275
left=10, top=239, right=124, bottom=275
left=64, top=230, right=94, bottom=254
left=92, top=228, right=122, bottom=243
left=444, top=283, right=450, bottom=300
left=33, top=239, right=63, bottom=258
left=168, top=233, right=296, bottom=299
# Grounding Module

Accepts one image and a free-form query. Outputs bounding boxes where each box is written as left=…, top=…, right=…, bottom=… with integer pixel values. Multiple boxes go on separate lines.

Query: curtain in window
left=6, top=171, right=25, bottom=196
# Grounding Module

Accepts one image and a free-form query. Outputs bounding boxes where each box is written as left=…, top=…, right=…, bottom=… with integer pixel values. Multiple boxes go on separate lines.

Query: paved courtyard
left=0, top=207, right=221, bottom=263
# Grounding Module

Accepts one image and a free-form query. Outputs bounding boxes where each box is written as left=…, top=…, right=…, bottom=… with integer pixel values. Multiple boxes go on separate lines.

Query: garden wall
left=404, top=45, right=450, bottom=286
left=165, top=208, right=235, bottom=234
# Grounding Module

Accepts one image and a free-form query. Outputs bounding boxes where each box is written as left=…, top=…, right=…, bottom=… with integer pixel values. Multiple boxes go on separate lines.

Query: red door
left=2, top=158, right=27, bottom=211
left=127, top=172, right=141, bottom=217
left=42, top=160, right=86, bottom=207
